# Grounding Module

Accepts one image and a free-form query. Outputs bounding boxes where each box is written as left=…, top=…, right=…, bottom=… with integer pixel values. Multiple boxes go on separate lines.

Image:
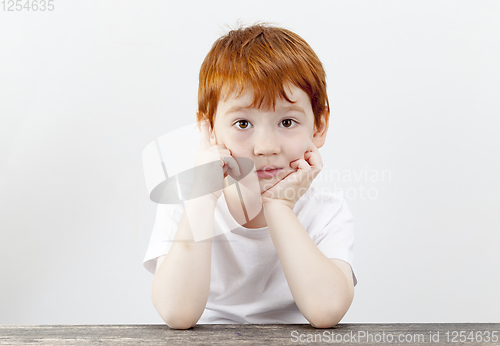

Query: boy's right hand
left=193, top=120, right=241, bottom=200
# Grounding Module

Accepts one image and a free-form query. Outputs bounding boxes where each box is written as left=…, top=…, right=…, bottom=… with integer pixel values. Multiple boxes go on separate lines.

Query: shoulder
left=296, top=187, right=357, bottom=285
left=294, top=186, right=354, bottom=236
left=153, top=203, right=185, bottom=230
left=294, top=186, right=347, bottom=218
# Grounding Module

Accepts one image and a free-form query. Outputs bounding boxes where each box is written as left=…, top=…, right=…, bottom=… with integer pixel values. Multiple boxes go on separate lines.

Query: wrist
left=262, top=199, right=295, bottom=212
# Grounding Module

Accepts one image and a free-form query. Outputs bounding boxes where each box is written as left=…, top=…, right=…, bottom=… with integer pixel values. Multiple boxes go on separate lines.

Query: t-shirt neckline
left=218, top=192, right=270, bottom=238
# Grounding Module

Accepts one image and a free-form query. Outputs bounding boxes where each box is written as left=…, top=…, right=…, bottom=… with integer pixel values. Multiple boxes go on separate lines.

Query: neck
left=222, top=184, right=267, bottom=229
left=242, top=208, right=267, bottom=229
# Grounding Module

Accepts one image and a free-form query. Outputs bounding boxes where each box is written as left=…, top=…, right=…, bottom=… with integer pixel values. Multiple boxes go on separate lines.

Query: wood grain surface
left=1, top=323, right=499, bottom=345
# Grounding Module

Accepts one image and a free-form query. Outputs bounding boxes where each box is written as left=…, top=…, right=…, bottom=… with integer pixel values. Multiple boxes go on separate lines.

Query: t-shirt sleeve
left=143, top=203, right=184, bottom=274
left=304, top=189, right=358, bottom=286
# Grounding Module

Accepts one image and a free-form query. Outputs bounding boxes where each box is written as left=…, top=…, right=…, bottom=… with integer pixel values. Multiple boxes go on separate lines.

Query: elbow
left=152, top=286, right=200, bottom=329
left=152, top=295, right=199, bottom=329
left=308, top=284, right=355, bottom=329
left=161, top=313, right=197, bottom=330
left=309, top=314, right=342, bottom=329
left=306, top=299, right=352, bottom=329
left=154, top=303, right=200, bottom=329
left=309, top=309, right=345, bottom=329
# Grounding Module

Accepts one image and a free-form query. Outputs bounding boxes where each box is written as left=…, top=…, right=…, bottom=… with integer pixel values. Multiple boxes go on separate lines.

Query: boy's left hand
left=261, top=140, right=323, bottom=210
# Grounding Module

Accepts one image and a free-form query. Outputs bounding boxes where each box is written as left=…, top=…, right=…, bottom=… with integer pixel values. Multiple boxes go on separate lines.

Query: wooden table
left=1, top=323, right=499, bottom=345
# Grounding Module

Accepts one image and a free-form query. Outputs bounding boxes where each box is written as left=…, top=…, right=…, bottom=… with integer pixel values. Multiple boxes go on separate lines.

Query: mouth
left=255, top=166, right=282, bottom=179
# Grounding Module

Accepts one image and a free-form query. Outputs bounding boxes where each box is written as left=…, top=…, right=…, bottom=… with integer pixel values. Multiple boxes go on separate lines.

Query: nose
left=253, top=128, right=281, bottom=156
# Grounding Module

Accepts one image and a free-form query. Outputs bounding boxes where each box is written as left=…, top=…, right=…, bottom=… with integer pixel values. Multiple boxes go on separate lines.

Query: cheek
left=219, top=136, right=249, bottom=157
left=285, top=136, right=311, bottom=159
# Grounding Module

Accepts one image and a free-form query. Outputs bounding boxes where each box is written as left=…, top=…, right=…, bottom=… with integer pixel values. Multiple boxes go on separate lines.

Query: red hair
left=197, top=24, right=330, bottom=130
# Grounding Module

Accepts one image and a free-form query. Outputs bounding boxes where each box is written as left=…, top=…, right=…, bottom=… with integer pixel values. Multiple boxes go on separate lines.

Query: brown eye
left=236, top=120, right=250, bottom=129
left=281, top=119, right=295, bottom=128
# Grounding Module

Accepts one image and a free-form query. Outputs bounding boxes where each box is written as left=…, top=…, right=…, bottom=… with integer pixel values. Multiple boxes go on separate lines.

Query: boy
left=143, top=24, right=357, bottom=329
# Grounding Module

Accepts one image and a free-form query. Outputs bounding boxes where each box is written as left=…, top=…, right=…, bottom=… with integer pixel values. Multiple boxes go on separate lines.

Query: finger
left=281, top=163, right=307, bottom=185
left=305, top=143, right=323, bottom=169
left=198, top=120, right=212, bottom=151
left=309, top=139, right=318, bottom=152
left=294, top=159, right=312, bottom=171
left=221, top=154, right=241, bottom=176
left=310, top=140, right=321, bottom=156
left=302, top=153, right=322, bottom=180
left=304, top=151, right=322, bottom=170
left=218, top=147, right=241, bottom=177
left=290, top=158, right=310, bottom=170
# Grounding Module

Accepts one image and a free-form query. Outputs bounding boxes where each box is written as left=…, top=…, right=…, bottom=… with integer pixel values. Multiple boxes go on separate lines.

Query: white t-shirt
left=143, top=186, right=357, bottom=324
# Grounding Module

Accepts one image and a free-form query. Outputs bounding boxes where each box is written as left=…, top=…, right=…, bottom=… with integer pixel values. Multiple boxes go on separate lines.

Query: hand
left=192, top=120, right=241, bottom=200
left=261, top=140, right=323, bottom=209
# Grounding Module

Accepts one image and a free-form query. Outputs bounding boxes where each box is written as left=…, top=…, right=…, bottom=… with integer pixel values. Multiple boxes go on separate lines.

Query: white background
left=1, top=0, right=499, bottom=324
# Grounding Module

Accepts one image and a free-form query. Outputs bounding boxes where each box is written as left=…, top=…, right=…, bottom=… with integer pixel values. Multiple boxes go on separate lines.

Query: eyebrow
left=225, top=104, right=306, bottom=116
left=225, top=106, right=249, bottom=115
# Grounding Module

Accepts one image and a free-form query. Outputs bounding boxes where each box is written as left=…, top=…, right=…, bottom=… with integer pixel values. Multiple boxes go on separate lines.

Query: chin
left=258, top=178, right=275, bottom=192
left=259, top=170, right=290, bottom=192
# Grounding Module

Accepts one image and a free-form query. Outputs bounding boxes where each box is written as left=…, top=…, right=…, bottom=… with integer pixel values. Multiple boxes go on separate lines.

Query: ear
left=209, top=124, right=217, bottom=146
left=197, top=110, right=218, bottom=146
left=312, top=112, right=329, bottom=148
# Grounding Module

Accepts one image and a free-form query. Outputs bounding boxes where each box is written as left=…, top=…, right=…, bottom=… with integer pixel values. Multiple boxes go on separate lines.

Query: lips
left=255, top=165, right=282, bottom=179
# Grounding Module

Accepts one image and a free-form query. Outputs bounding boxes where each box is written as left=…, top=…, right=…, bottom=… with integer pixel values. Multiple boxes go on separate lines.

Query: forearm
left=263, top=202, right=353, bottom=328
left=151, top=196, right=217, bottom=329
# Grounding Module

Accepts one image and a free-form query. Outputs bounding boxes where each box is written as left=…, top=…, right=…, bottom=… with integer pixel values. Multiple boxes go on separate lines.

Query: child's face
left=210, top=84, right=327, bottom=193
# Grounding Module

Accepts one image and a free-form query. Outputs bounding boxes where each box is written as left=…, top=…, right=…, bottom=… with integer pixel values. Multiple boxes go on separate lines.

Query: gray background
left=1, top=0, right=499, bottom=324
